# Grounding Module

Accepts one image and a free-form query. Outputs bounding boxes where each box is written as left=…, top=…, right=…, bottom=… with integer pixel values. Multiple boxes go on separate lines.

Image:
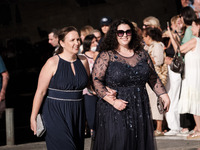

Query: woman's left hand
left=30, top=116, right=37, bottom=135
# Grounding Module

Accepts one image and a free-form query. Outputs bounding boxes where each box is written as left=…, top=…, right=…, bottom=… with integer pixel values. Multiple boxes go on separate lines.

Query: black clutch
left=36, top=114, right=46, bottom=137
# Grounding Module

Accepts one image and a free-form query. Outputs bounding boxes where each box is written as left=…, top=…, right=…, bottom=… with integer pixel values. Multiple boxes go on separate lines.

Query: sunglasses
left=116, top=29, right=132, bottom=37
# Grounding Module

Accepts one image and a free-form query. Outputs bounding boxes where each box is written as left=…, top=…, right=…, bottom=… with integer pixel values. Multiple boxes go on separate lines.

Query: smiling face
left=60, top=31, right=81, bottom=54
left=116, top=24, right=132, bottom=48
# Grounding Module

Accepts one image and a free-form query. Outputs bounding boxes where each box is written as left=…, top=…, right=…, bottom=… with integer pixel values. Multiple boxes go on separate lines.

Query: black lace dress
left=92, top=50, right=166, bottom=150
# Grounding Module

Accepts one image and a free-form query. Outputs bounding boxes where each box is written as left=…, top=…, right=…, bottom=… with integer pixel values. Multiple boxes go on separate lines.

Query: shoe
left=187, top=131, right=200, bottom=140
left=154, top=130, right=164, bottom=136
left=164, top=130, right=179, bottom=136
left=188, top=130, right=195, bottom=134
left=176, top=128, right=189, bottom=136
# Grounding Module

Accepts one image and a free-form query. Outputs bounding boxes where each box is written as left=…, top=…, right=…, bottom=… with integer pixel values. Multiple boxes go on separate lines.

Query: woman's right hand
left=106, top=86, right=117, bottom=98
left=30, top=116, right=37, bottom=136
left=165, top=56, right=173, bottom=65
left=112, top=99, right=128, bottom=111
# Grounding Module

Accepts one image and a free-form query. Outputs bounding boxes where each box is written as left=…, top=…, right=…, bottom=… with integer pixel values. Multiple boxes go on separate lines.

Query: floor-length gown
left=92, top=50, right=166, bottom=150
left=42, top=55, right=88, bottom=150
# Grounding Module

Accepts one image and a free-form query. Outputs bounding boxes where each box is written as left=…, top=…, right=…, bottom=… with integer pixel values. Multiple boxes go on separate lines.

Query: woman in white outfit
left=164, top=15, right=183, bottom=136
left=168, top=18, right=200, bottom=139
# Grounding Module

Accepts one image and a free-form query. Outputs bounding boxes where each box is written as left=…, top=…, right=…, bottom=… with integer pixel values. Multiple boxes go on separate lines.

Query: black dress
left=92, top=50, right=166, bottom=150
left=42, top=55, right=88, bottom=150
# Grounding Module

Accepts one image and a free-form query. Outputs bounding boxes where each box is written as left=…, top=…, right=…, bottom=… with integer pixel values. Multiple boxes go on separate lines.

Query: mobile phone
left=167, top=21, right=169, bottom=27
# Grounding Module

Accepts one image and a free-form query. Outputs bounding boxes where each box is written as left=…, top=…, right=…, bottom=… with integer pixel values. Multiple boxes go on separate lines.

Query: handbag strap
left=176, top=46, right=181, bottom=55
left=170, top=30, right=181, bottom=54
left=174, top=46, right=184, bottom=62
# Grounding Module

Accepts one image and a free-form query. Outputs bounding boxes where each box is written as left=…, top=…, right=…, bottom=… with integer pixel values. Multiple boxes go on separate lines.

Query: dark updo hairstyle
left=99, top=18, right=142, bottom=53
left=82, top=34, right=96, bottom=54
left=180, top=6, right=197, bottom=26
left=143, top=27, right=162, bottom=42
left=55, top=26, right=78, bottom=55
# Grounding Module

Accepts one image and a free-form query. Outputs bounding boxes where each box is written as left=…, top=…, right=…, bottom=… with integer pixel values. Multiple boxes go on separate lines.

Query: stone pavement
left=0, top=136, right=200, bottom=150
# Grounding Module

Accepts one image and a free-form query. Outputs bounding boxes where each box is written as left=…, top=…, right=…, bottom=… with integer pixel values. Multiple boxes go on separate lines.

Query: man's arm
left=0, top=71, right=9, bottom=101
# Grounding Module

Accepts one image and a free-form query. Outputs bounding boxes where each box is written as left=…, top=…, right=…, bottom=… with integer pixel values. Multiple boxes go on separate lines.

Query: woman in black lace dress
left=92, top=19, right=170, bottom=150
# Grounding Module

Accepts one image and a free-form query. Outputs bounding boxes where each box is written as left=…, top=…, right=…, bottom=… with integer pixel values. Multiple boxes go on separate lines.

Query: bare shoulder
left=42, top=55, right=59, bottom=74
left=46, top=55, right=59, bottom=66
left=186, top=37, right=197, bottom=49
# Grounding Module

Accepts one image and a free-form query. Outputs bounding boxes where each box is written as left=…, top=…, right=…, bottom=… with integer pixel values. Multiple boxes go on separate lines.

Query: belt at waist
left=47, top=88, right=83, bottom=101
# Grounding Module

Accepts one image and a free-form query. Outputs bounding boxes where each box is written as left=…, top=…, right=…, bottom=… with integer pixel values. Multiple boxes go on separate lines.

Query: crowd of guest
left=30, top=2, right=200, bottom=149
left=0, top=0, right=200, bottom=149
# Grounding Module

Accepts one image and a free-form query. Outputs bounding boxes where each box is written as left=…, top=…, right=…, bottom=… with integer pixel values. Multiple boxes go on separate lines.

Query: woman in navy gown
left=30, top=26, right=90, bottom=150
left=92, top=19, right=170, bottom=150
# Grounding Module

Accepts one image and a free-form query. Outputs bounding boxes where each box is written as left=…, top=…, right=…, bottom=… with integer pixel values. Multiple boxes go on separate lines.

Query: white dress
left=178, top=37, right=200, bottom=116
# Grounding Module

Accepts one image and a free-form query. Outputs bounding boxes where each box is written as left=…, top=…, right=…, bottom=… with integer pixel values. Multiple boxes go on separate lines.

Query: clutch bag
left=157, top=97, right=165, bottom=114
left=36, top=114, right=46, bottom=137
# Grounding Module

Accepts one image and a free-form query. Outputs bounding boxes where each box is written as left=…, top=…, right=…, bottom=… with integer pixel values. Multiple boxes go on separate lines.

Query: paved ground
left=0, top=136, right=200, bottom=150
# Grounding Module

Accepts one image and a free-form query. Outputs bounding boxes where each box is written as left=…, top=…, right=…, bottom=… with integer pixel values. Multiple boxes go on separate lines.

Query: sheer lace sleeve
left=92, top=51, right=109, bottom=98
left=145, top=51, right=167, bottom=96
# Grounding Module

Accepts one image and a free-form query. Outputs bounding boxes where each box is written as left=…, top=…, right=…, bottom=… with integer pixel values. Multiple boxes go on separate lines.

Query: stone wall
left=0, top=0, right=180, bottom=44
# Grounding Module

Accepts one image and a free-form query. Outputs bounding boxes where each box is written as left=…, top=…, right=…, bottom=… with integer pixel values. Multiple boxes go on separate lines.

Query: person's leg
left=154, top=120, right=164, bottom=136
left=165, top=67, right=181, bottom=132
left=156, top=120, right=162, bottom=131
left=187, top=115, right=200, bottom=139
left=193, top=115, right=200, bottom=131
left=180, top=114, right=189, bottom=133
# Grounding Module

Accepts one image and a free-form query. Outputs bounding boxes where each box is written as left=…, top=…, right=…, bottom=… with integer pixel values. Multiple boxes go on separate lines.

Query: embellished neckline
left=115, top=50, right=135, bottom=58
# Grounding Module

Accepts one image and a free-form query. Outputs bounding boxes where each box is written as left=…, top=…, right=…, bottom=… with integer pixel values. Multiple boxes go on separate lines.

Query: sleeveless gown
left=178, top=37, right=200, bottom=115
left=92, top=50, right=166, bottom=150
left=42, top=55, right=88, bottom=150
